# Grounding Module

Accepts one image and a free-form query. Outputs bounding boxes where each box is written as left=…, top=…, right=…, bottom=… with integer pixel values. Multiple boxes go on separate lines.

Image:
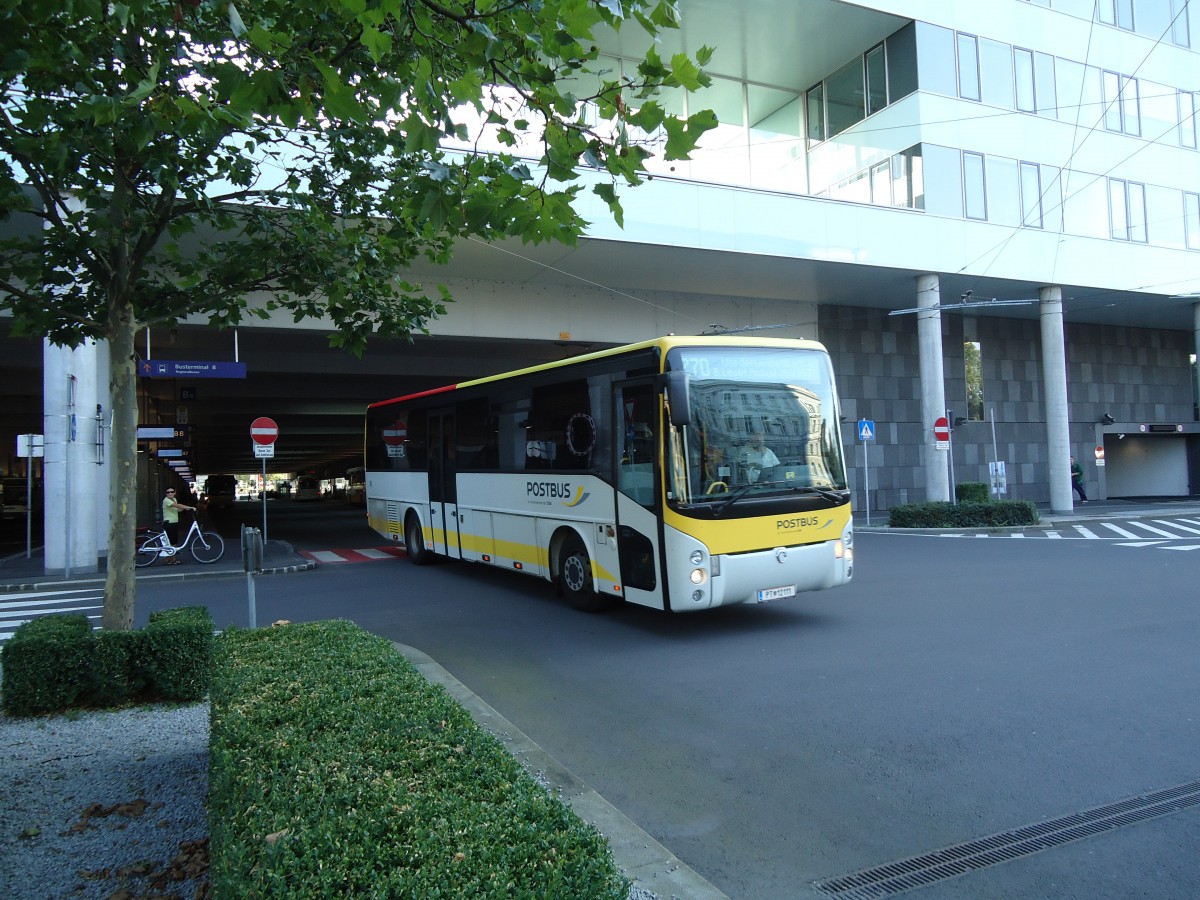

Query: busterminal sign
left=140, top=359, right=247, bottom=379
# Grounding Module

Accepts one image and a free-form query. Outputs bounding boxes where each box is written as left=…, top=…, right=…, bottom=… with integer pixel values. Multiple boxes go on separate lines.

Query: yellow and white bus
left=364, top=336, right=853, bottom=613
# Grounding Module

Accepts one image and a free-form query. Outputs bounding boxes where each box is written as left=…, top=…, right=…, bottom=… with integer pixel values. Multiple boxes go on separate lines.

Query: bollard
left=241, top=525, right=264, bottom=628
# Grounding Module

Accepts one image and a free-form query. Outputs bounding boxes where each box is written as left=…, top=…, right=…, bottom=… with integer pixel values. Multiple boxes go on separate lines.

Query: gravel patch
left=0, top=703, right=210, bottom=899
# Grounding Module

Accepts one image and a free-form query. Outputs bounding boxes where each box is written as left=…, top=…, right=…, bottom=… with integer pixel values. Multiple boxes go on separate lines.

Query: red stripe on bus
left=368, top=383, right=459, bottom=409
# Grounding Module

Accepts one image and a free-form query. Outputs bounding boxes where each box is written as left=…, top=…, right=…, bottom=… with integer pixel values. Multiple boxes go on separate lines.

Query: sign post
left=17, top=434, right=43, bottom=560
left=934, top=415, right=952, bottom=503
left=857, top=419, right=875, bottom=526
left=251, top=417, right=278, bottom=542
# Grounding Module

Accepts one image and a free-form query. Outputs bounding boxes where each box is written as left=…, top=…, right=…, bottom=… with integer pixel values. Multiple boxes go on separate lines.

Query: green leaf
left=668, top=52, right=706, bottom=91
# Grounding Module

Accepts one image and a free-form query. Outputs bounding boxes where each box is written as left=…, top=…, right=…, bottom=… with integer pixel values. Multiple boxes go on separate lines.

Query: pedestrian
left=1070, top=455, right=1087, bottom=503
left=162, top=486, right=195, bottom=565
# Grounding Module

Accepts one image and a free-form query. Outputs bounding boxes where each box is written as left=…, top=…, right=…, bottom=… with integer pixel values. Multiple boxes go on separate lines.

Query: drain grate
left=812, top=779, right=1200, bottom=899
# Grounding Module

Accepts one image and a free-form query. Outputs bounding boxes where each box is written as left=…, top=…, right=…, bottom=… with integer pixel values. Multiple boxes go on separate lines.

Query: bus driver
left=737, top=432, right=780, bottom=483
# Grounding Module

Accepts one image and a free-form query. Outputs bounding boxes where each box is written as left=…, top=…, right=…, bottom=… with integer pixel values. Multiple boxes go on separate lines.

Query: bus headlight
left=690, top=567, right=708, bottom=585
left=690, top=549, right=705, bottom=565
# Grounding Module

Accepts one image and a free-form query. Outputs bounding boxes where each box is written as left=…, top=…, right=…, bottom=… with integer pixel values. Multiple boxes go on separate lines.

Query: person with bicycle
left=162, top=487, right=195, bottom=566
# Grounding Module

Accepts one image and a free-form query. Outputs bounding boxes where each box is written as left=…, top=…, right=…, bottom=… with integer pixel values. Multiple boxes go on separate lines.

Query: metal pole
left=946, top=408, right=956, bottom=504
left=64, top=376, right=76, bottom=579
left=25, top=447, right=32, bottom=560
left=261, top=456, right=267, bottom=543
left=990, top=407, right=999, bottom=496
left=246, top=571, right=257, bottom=629
left=863, top=440, right=871, bottom=527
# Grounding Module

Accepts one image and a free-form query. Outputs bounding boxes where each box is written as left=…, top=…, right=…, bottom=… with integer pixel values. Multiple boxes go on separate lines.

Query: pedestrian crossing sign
left=858, top=419, right=875, bottom=442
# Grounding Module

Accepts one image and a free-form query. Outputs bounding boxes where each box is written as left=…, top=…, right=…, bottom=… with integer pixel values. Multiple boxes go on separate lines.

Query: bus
left=363, top=336, right=853, bottom=613
left=294, top=476, right=323, bottom=501
left=204, top=474, right=238, bottom=509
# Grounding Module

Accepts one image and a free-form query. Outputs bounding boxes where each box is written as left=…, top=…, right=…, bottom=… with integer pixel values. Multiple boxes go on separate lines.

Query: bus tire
left=405, top=514, right=434, bottom=566
left=559, top=538, right=610, bottom=613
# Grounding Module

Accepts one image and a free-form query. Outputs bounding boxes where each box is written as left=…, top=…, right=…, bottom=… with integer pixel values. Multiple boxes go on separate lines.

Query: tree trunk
left=102, top=302, right=138, bottom=630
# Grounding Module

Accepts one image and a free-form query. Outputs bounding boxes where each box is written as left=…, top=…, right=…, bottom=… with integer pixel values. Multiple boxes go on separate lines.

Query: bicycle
left=135, top=512, right=225, bottom=567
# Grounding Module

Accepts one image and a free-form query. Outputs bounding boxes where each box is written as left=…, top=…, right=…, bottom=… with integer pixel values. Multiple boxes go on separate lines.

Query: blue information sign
left=858, top=419, right=875, bottom=442
left=140, top=359, right=247, bottom=379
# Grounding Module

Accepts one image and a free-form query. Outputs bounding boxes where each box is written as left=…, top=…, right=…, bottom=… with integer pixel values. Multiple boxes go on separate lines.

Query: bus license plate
left=757, top=585, right=796, bottom=602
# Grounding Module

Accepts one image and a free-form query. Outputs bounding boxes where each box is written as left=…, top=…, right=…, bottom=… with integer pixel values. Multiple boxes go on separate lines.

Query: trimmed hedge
left=955, top=481, right=990, bottom=503
left=0, top=614, right=93, bottom=714
left=887, top=500, right=1039, bottom=528
left=209, top=621, right=629, bottom=899
left=0, top=606, right=213, bottom=715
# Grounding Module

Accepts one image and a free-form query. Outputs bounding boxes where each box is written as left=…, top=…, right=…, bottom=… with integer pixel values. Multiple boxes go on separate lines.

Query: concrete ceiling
left=5, top=231, right=1193, bottom=484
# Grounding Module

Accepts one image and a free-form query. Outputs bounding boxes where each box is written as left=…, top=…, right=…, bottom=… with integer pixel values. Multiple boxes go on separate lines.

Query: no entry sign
left=382, top=420, right=407, bottom=446
left=933, top=416, right=949, bottom=442
left=251, top=417, right=279, bottom=446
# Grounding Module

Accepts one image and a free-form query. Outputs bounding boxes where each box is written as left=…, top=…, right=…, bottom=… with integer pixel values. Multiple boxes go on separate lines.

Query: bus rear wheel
left=405, top=514, right=434, bottom=565
left=559, top=538, right=609, bottom=613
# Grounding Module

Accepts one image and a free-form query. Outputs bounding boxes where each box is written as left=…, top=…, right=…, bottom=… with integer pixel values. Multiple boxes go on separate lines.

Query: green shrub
left=209, top=621, right=629, bottom=899
left=955, top=481, right=989, bottom=503
left=887, top=499, right=1039, bottom=528
left=90, top=629, right=147, bottom=707
left=1, top=614, right=94, bottom=715
left=142, top=606, right=213, bottom=702
left=0, top=606, right=213, bottom=715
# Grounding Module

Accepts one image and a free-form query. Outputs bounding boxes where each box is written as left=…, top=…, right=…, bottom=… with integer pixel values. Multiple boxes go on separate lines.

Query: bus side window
left=617, top=383, right=657, bottom=508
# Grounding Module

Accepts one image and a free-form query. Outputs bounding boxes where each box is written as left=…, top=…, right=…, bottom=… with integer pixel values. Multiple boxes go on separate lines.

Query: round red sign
left=933, top=416, right=950, bottom=442
left=251, top=416, right=279, bottom=445
left=382, top=420, right=407, bottom=446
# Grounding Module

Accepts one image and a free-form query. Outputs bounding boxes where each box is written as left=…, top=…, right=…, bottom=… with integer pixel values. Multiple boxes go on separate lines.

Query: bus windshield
left=665, top=346, right=848, bottom=507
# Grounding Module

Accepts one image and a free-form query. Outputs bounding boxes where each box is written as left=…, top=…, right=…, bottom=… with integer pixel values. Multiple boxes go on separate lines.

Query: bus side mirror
left=663, top=371, right=692, bottom=427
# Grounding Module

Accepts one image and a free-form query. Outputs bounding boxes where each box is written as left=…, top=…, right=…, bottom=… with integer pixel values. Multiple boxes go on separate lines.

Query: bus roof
left=366, top=334, right=828, bottom=409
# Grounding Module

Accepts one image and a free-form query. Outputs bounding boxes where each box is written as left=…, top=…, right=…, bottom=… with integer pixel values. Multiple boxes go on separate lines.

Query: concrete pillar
left=1040, top=286, right=1073, bottom=513
left=43, top=339, right=108, bottom=575
left=917, top=274, right=950, bottom=502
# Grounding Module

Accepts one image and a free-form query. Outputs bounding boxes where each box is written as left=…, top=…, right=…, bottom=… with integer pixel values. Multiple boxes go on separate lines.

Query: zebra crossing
left=939, top=516, right=1200, bottom=550
left=0, top=587, right=105, bottom=645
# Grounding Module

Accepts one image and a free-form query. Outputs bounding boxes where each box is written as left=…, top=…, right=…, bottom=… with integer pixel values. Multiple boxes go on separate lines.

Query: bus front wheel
left=559, top=538, right=609, bottom=613
left=405, top=514, right=434, bottom=566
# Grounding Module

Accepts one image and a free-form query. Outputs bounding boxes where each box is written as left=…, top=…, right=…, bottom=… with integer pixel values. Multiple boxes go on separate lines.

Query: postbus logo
left=776, top=516, right=833, bottom=531
left=526, top=481, right=589, bottom=507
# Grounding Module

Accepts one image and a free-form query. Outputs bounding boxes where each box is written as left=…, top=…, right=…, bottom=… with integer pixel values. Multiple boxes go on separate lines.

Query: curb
left=395, top=643, right=730, bottom=900
left=0, top=551, right=316, bottom=595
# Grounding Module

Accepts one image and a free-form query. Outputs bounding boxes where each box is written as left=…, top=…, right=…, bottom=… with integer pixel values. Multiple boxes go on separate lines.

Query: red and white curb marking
left=300, top=546, right=408, bottom=564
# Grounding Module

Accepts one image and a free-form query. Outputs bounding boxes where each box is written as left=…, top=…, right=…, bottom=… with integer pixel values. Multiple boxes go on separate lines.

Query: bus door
left=427, top=409, right=461, bottom=558
left=613, top=379, right=663, bottom=608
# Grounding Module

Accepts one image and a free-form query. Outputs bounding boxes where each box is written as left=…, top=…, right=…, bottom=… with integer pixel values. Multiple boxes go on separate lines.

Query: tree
left=0, top=0, right=715, bottom=629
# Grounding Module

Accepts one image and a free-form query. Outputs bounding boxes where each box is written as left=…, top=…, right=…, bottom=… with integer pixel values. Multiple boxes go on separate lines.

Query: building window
left=866, top=44, right=888, bottom=116
left=1019, top=161, right=1043, bottom=228
left=806, top=82, right=826, bottom=145
left=1185, top=192, right=1200, bottom=250
left=870, top=160, right=891, bottom=206
left=1109, top=178, right=1147, bottom=242
left=964, top=340, right=984, bottom=421
left=956, top=33, right=981, bottom=102
left=826, top=56, right=867, bottom=136
left=1098, top=0, right=1135, bottom=30
left=1014, top=48, right=1035, bottom=112
left=1179, top=91, right=1197, bottom=148
left=1103, top=71, right=1141, bottom=136
left=1172, top=0, right=1191, bottom=47
left=963, top=152, right=987, bottom=220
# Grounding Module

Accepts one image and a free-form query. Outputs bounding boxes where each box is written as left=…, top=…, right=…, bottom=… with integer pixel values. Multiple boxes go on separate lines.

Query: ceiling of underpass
left=2, top=234, right=1195, bottom=482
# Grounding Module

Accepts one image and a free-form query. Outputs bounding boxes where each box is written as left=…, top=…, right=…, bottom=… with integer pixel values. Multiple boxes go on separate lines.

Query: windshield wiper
left=771, top=483, right=848, bottom=503
left=713, top=482, right=757, bottom=517
left=709, top=482, right=847, bottom=516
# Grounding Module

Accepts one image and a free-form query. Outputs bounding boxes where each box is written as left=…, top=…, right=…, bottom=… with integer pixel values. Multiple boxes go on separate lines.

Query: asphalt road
left=135, top=503, right=1200, bottom=899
